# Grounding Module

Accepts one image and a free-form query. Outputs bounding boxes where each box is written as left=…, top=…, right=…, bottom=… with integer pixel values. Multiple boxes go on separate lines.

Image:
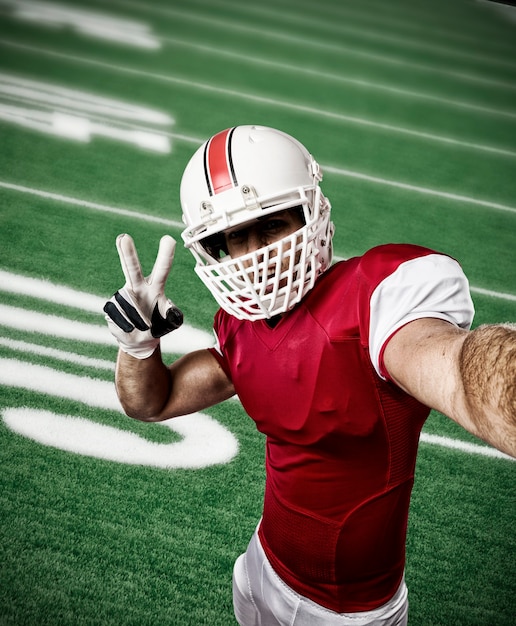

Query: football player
left=104, top=125, right=515, bottom=625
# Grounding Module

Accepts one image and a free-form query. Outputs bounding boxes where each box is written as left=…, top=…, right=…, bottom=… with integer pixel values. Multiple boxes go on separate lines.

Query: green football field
left=0, top=0, right=515, bottom=624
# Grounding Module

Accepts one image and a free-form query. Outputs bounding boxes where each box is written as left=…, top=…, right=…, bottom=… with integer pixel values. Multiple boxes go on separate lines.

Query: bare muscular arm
left=384, top=319, right=516, bottom=457
left=115, top=347, right=236, bottom=422
left=459, top=323, right=516, bottom=454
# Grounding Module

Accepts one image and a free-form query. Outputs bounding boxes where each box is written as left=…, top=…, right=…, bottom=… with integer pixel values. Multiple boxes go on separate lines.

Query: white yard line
left=193, top=0, right=516, bottom=71
left=1, top=180, right=515, bottom=304
left=0, top=181, right=183, bottom=227
left=0, top=359, right=238, bottom=469
left=161, top=36, right=516, bottom=121
left=236, top=0, right=516, bottom=56
left=4, top=164, right=516, bottom=219
left=1, top=0, right=161, bottom=49
left=323, top=166, right=516, bottom=215
left=1, top=38, right=515, bottom=158
left=0, top=323, right=512, bottom=463
left=420, top=432, right=514, bottom=461
left=0, top=339, right=512, bottom=461
left=0, top=336, right=114, bottom=370
left=102, top=0, right=516, bottom=89
left=469, top=285, right=516, bottom=302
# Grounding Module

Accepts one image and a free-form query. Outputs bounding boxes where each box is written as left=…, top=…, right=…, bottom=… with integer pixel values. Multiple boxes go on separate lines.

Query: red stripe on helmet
left=205, top=128, right=237, bottom=195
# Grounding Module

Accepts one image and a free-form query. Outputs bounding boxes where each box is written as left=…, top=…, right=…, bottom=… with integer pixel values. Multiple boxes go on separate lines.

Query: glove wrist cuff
left=118, top=338, right=160, bottom=360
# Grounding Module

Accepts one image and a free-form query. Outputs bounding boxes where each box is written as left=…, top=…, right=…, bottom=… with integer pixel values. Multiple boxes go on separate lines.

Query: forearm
left=114, top=345, right=236, bottom=422
left=115, top=346, right=172, bottom=421
left=459, top=323, right=516, bottom=457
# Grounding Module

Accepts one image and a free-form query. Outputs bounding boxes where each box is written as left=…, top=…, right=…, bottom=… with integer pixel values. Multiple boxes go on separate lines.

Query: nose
left=246, top=227, right=263, bottom=254
left=241, top=226, right=266, bottom=272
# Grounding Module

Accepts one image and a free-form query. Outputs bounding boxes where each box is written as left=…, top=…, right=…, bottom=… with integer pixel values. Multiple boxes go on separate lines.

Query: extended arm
left=104, top=233, right=235, bottom=422
left=384, top=318, right=516, bottom=457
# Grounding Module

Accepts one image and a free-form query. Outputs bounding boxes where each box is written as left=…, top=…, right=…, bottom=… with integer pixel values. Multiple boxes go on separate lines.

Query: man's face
left=223, top=208, right=304, bottom=259
left=221, top=208, right=305, bottom=295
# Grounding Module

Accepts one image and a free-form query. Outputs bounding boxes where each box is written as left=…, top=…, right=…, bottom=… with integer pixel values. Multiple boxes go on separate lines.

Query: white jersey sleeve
left=369, top=254, right=474, bottom=379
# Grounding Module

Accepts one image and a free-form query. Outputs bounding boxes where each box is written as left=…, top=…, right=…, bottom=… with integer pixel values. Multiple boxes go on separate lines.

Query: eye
left=261, top=219, right=287, bottom=233
left=226, top=228, right=247, bottom=244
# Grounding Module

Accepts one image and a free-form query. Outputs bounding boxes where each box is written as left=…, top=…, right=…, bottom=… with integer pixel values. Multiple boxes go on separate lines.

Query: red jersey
left=209, top=244, right=474, bottom=613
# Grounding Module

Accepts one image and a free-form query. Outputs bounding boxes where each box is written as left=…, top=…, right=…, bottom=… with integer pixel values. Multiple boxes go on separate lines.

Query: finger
left=150, top=302, right=184, bottom=337
left=166, top=305, right=184, bottom=329
left=114, top=291, right=149, bottom=331
left=116, top=234, right=145, bottom=289
left=103, top=300, right=134, bottom=332
left=148, top=235, right=176, bottom=289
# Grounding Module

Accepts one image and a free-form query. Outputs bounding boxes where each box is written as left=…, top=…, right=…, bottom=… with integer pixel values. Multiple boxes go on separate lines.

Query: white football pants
left=232, top=526, right=408, bottom=626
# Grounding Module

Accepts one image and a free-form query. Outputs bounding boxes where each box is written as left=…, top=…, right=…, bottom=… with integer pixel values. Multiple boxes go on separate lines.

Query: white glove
left=103, top=233, right=183, bottom=359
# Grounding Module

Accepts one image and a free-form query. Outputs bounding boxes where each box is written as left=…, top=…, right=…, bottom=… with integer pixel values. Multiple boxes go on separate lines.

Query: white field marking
left=0, top=268, right=108, bottom=313
left=0, top=73, right=174, bottom=153
left=0, top=360, right=238, bottom=469
left=0, top=72, right=171, bottom=124
left=3, top=164, right=516, bottom=220
left=0, top=304, right=213, bottom=355
left=1, top=39, right=515, bottom=159
left=1, top=182, right=515, bottom=303
left=0, top=335, right=240, bottom=402
left=0, top=105, right=171, bottom=153
left=0, top=281, right=510, bottom=463
left=0, top=100, right=195, bottom=145
left=323, top=165, right=516, bottom=215
left=469, top=286, right=516, bottom=302
left=0, top=334, right=512, bottom=465
left=101, top=0, right=516, bottom=91
left=1, top=0, right=160, bottom=49
left=0, top=336, right=114, bottom=370
left=3, top=407, right=239, bottom=469
left=1, top=174, right=515, bottom=234
left=0, top=358, right=119, bottom=411
left=0, top=309, right=511, bottom=464
left=0, top=303, right=112, bottom=344
left=250, top=0, right=516, bottom=57
left=200, top=0, right=516, bottom=71
left=0, top=338, right=232, bottom=431
left=0, top=273, right=235, bottom=469
left=163, top=36, right=516, bottom=121
left=478, top=0, right=516, bottom=25
left=420, top=432, right=514, bottom=461
left=0, top=181, right=184, bottom=227
left=0, top=270, right=214, bottom=354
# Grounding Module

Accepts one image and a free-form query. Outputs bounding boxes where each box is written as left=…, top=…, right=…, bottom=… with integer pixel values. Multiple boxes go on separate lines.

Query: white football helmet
left=180, top=125, right=334, bottom=321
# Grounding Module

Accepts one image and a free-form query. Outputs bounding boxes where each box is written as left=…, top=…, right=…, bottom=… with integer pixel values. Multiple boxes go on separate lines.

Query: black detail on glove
left=150, top=303, right=184, bottom=338
left=114, top=291, right=150, bottom=331
left=104, top=292, right=183, bottom=338
left=103, top=300, right=134, bottom=332
left=103, top=291, right=150, bottom=333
